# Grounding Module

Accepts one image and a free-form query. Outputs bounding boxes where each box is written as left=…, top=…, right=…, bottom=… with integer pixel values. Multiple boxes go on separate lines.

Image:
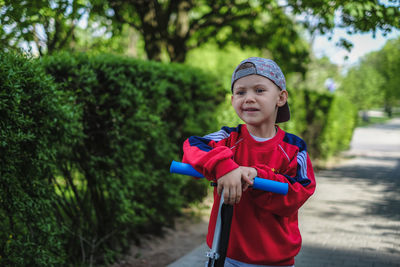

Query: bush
left=0, top=52, right=75, bottom=265
left=282, top=89, right=357, bottom=160
left=298, top=90, right=334, bottom=158
left=41, top=52, right=225, bottom=264
left=318, top=94, right=357, bottom=159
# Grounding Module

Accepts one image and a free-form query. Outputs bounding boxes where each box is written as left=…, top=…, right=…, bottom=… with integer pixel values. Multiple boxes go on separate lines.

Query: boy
left=182, top=57, right=316, bottom=266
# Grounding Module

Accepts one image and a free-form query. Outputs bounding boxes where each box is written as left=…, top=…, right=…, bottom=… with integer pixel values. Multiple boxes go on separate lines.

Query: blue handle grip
left=170, top=161, right=288, bottom=195
left=253, top=178, right=288, bottom=195
left=170, top=160, right=204, bottom=178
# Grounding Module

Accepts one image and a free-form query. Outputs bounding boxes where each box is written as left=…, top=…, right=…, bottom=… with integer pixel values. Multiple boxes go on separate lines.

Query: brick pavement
left=169, top=118, right=400, bottom=267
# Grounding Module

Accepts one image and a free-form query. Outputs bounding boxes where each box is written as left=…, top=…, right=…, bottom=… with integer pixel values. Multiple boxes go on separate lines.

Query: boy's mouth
left=242, top=107, right=259, bottom=112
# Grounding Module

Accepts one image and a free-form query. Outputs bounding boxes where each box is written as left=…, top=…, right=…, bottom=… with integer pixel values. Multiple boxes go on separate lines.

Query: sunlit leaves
left=0, top=0, right=90, bottom=55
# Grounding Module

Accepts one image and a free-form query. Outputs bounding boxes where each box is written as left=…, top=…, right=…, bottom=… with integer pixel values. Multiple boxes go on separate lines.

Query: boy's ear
left=277, top=90, right=288, bottom=107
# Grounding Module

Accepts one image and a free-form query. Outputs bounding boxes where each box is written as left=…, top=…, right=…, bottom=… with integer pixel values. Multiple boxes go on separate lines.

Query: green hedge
left=40, top=52, right=224, bottom=264
left=282, top=89, right=357, bottom=160
left=1, top=51, right=224, bottom=265
left=0, top=52, right=74, bottom=265
left=318, top=94, right=357, bottom=159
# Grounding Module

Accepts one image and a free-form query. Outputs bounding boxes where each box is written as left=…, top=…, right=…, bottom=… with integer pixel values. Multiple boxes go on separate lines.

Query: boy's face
left=231, top=74, right=288, bottom=128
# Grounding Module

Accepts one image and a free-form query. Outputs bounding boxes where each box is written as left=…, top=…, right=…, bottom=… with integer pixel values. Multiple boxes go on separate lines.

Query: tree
left=2, top=0, right=399, bottom=73
left=340, top=36, right=400, bottom=117
left=0, top=0, right=89, bottom=56
left=90, top=0, right=400, bottom=69
left=371, top=37, right=400, bottom=115
left=339, top=49, right=388, bottom=115
left=90, top=0, right=309, bottom=73
left=288, top=0, right=400, bottom=50
left=340, top=61, right=385, bottom=111
left=288, top=56, right=342, bottom=92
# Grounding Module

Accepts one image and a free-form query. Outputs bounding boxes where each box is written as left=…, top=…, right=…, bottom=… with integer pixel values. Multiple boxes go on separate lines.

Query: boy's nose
left=245, top=93, right=256, bottom=103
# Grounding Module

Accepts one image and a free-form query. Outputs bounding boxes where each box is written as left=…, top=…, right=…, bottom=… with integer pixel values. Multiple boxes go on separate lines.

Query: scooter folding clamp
left=206, top=251, right=220, bottom=260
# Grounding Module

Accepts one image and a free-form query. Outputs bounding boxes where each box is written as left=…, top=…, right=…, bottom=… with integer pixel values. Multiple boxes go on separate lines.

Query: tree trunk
left=143, top=35, right=163, bottom=61
left=167, top=1, right=190, bottom=62
left=143, top=0, right=191, bottom=62
left=167, top=38, right=188, bottom=62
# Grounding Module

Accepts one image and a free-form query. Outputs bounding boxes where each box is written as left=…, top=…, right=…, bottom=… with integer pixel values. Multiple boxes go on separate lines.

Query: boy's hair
left=236, top=62, right=256, bottom=72
left=231, top=57, right=290, bottom=123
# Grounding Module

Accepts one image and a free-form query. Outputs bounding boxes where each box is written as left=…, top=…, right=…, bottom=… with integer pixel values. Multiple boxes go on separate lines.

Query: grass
left=356, top=108, right=400, bottom=127
left=357, top=116, right=391, bottom=127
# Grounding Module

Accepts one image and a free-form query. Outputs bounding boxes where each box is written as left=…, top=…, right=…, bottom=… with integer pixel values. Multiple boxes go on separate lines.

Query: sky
left=313, top=28, right=400, bottom=67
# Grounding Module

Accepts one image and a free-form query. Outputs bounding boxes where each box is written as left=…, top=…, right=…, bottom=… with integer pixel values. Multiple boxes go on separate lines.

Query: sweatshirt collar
left=241, top=124, right=284, bottom=148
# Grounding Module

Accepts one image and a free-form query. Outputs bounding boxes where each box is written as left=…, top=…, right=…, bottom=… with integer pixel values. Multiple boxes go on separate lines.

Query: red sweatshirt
left=182, top=124, right=316, bottom=266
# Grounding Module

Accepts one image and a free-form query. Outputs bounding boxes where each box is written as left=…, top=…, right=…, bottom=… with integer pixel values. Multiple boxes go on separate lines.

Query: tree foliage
left=2, top=0, right=399, bottom=74
left=372, top=37, right=400, bottom=110
left=288, top=0, right=400, bottom=37
left=89, top=0, right=399, bottom=67
left=339, top=36, right=400, bottom=112
left=89, top=0, right=309, bottom=73
left=288, top=56, right=341, bottom=92
left=339, top=58, right=385, bottom=111
left=0, top=0, right=89, bottom=55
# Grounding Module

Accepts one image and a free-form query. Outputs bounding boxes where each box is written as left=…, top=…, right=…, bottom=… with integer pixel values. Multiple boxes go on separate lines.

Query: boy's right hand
left=217, top=167, right=254, bottom=205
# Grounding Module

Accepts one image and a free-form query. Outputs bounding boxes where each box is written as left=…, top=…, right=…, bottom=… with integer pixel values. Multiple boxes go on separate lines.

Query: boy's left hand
left=217, top=166, right=256, bottom=205
left=239, top=166, right=257, bottom=191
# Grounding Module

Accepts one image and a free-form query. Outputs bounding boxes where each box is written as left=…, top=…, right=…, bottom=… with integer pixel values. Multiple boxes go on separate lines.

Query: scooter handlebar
left=170, top=160, right=204, bottom=178
left=170, top=161, right=288, bottom=195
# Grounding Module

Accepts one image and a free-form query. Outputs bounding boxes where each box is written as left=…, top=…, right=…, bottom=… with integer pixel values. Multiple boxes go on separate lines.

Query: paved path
left=169, top=118, right=400, bottom=267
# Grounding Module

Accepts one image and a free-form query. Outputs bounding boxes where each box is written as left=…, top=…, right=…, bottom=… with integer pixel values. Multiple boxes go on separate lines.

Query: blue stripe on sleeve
left=283, top=132, right=307, bottom=151
left=188, top=125, right=240, bottom=153
left=188, top=136, right=213, bottom=152
left=283, top=133, right=311, bottom=187
left=203, top=126, right=240, bottom=142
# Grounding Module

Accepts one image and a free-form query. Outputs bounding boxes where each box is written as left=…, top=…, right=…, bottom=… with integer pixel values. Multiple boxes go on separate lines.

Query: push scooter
left=170, top=161, right=288, bottom=267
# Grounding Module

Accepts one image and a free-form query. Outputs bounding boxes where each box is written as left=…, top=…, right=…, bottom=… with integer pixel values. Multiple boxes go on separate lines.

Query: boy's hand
left=217, top=167, right=256, bottom=205
left=238, top=166, right=257, bottom=191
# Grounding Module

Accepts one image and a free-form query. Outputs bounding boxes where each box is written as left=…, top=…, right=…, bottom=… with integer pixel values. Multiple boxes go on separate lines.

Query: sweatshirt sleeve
left=182, top=127, right=240, bottom=181
left=251, top=140, right=316, bottom=217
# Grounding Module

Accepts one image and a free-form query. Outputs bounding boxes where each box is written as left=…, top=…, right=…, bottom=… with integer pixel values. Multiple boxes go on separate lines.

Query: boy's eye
left=235, top=91, right=245, bottom=95
left=256, top=88, right=265, bottom=93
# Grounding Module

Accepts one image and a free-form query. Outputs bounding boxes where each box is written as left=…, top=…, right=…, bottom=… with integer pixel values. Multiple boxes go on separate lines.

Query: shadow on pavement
left=296, top=243, right=400, bottom=267
left=318, top=155, right=400, bottom=221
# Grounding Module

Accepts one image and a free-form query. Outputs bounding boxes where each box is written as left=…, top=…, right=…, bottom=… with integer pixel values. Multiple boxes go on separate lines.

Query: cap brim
left=276, top=102, right=290, bottom=123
